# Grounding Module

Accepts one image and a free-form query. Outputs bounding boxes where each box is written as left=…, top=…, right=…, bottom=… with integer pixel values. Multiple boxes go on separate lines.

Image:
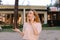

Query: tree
left=14, top=0, right=19, bottom=28
left=54, top=0, right=60, bottom=7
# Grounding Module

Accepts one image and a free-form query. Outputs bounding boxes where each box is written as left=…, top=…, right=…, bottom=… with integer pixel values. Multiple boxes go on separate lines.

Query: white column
left=44, top=12, right=47, bottom=24
left=21, top=8, right=25, bottom=24
left=21, top=13, right=23, bottom=24
left=23, top=8, right=25, bottom=23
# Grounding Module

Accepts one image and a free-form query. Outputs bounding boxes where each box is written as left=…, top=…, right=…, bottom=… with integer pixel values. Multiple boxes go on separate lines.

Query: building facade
left=0, top=5, right=47, bottom=26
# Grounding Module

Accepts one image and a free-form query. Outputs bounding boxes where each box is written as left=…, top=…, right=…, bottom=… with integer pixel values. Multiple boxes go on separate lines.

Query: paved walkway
left=0, top=30, right=60, bottom=40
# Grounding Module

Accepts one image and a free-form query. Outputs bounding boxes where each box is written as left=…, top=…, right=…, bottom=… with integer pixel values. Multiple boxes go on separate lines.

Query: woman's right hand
left=12, top=28, right=21, bottom=33
left=12, top=28, right=24, bottom=36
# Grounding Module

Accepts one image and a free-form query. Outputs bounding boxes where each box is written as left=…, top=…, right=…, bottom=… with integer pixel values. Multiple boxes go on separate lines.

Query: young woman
left=13, top=9, right=42, bottom=40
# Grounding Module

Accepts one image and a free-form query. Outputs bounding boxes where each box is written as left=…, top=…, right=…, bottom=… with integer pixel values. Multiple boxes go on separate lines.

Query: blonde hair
left=26, top=9, right=40, bottom=23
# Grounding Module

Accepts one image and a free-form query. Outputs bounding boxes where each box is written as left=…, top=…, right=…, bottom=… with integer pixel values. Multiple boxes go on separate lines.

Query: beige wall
left=0, top=5, right=47, bottom=24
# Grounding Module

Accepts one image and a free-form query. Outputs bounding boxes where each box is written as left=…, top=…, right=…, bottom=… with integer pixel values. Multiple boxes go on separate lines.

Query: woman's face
left=27, top=11, right=35, bottom=20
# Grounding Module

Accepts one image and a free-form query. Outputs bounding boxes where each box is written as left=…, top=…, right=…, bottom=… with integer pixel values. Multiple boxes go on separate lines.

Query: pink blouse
left=22, top=22, right=42, bottom=40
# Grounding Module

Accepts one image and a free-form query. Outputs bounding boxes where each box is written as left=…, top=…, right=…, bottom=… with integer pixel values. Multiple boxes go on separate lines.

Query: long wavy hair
left=25, top=9, right=40, bottom=23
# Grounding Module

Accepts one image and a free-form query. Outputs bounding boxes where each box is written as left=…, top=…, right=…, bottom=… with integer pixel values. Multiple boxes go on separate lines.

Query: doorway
left=48, top=12, right=60, bottom=26
left=38, top=14, right=44, bottom=24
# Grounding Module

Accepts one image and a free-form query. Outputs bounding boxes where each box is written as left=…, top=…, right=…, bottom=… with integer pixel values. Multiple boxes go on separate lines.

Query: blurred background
left=0, top=0, right=60, bottom=27
left=0, top=0, right=60, bottom=40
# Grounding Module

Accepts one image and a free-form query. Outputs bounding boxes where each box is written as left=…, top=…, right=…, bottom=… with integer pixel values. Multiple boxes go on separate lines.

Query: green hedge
left=42, top=24, right=49, bottom=27
left=1, top=24, right=23, bottom=29
left=19, top=24, right=23, bottom=28
left=1, top=24, right=49, bottom=29
left=1, top=25, right=13, bottom=29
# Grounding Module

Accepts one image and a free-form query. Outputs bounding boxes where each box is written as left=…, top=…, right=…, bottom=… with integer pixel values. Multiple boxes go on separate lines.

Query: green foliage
left=19, top=24, right=23, bottom=28
left=1, top=24, right=23, bottom=29
left=42, top=24, right=49, bottom=27
left=1, top=25, right=13, bottom=29
left=42, top=24, right=60, bottom=30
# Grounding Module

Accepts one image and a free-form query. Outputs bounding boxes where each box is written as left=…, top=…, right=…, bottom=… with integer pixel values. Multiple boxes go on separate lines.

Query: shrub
left=1, top=24, right=23, bottom=29
left=42, top=24, right=49, bottom=27
left=1, top=25, right=13, bottom=29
